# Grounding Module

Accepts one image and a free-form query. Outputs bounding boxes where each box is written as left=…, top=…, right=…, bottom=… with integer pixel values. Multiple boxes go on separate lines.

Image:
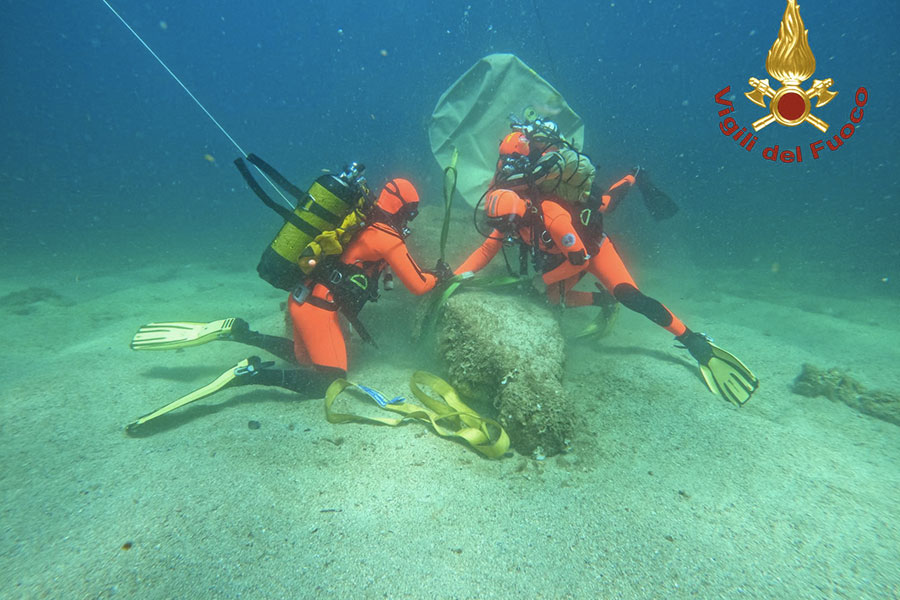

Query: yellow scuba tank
left=259, top=172, right=367, bottom=290
left=234, top=155, right=371, bottom=291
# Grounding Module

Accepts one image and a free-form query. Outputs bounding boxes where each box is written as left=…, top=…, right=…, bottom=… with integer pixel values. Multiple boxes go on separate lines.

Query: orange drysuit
left=456, top=177, right=688, bottom=337
left=290, top=222, right=438, bottom=373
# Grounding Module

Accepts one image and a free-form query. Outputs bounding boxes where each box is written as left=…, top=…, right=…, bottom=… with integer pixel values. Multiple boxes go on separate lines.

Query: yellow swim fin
left=568, top=285, right=619, bottom=340
left=678, top=331, right=759, bottom=406
left=698, top=343, right=759, bottom=406
left=130, top=318, right=242, bottom=350
left=573, top=301, right=619, bottom=340
left=126, top=356, right=270, bottom=431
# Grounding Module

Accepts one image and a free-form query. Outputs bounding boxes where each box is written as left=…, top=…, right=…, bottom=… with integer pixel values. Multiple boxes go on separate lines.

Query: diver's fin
left=699, top=343, right=759, bottom=406
left=573, top=289, right=620, bottom=339
left=126, top=356, right=270, bottom=431
left=573, top=308, right=619, bottom=339
left=678, top=331, right=759, bottom=406
left=130, top=318, right=243, bottom=350
left=634, top=168, right=679, bottom=220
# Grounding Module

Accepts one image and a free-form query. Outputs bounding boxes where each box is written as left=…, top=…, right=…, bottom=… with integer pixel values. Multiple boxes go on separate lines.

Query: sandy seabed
left=1, top=241, right=898, bottom=600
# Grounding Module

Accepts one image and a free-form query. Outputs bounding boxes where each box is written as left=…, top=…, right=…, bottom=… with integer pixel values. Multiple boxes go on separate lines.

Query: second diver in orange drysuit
left=454, top=122, right=758, bottom=406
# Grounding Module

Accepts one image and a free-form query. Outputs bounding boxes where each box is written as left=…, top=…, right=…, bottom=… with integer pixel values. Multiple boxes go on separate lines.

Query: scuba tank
left=502, top=113, right=596, bottom=206
left=234, top=155, right=371, bottom=291
left=259, top=166, right=367, bottom=291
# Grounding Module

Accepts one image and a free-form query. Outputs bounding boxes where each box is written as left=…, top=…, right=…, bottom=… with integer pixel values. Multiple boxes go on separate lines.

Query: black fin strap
left=246, top=153, right=308, bottom=203
left=234, top=157, right=301, bottom=223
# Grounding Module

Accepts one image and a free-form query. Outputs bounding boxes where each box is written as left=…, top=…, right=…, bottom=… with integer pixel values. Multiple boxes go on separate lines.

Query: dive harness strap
left=235, top=152, right=333, bottom=230
left=324, top=371, right=510, bottom=459
left=245, top=153, right=308, bottom=203
left=296, top=259, right=379, bottom=346
left=305, top=295, right=376, bottom=346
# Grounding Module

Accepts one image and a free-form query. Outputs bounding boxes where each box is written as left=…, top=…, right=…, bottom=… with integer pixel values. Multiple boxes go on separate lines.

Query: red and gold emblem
left=745, top=0, right=837, bottom=132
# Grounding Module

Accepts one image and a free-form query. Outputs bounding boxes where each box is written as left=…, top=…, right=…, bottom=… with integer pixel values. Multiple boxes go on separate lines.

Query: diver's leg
left=227, top=318, right=297, bottom=364
left=237, top=363, right=344, bottom=396
left=546, top=273, right=581, bottom=306
left=587, top=237, right=687, bottom=336
left=587, top=173, right=636, bottom=214
left=288, top=292, right=349, bottom=372
left=125, top=356, right=345, bottom=431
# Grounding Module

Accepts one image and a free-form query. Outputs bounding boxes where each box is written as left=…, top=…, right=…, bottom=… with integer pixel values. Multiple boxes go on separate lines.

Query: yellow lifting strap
left=324, top=371, right=510, bottom=459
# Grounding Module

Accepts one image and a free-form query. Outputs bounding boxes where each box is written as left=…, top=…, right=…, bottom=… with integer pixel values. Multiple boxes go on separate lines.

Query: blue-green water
left=2, top=1, right=898, bottom=290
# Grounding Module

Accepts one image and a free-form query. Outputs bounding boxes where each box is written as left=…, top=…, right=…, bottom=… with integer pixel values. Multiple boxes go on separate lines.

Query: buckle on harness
left=329, top=270, right=343, bottom=285
left=580, top=208, right=592, bottom=227
left=291, top=282, right=311, bottom=304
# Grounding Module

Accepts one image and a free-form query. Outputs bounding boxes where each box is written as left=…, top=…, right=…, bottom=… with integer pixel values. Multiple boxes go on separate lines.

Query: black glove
left=433, top=259, right=453, bottom=283
left=676, top=330, right=713, bottom=366
left=566, top=249, right=588, bottom=266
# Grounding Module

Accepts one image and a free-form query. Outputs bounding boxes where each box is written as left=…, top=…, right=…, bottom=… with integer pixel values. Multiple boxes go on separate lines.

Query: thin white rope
left=100, top=0, right=295, bottom=208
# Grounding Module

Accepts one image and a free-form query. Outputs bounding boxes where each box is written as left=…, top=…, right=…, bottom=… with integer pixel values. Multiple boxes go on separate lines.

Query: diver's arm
left=454, top=232, right=503, bottom=275
left=540, top=201, right=590, bottom=285
left=589, top=173, right=636, bottom=214
left=383, top=239, right=438, bottom=295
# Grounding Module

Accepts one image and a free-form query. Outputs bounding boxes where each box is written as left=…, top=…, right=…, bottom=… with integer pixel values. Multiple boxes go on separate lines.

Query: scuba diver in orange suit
left=453, top=123, right=758, bottom=406
left=456, top=184, right=687, bottom=335
left=226, top=177, right=450, bottom=387
left=457, top=129, right=681, bottom=332
left=288, top=178, right=448, bottom=373
left=127, top=176, right=451, bottom=430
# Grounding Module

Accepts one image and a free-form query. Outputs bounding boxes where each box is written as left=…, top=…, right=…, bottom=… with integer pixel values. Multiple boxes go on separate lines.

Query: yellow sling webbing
left=324, top=371, right=510, bottom=459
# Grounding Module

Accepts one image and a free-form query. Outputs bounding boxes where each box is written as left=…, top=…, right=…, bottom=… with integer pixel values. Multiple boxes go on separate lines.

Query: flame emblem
left=745, top=0, right=837, bottom=132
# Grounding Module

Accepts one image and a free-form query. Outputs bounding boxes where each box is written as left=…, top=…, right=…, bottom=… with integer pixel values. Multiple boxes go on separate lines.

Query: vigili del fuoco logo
left=713, top=0, right=867, bottom=163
